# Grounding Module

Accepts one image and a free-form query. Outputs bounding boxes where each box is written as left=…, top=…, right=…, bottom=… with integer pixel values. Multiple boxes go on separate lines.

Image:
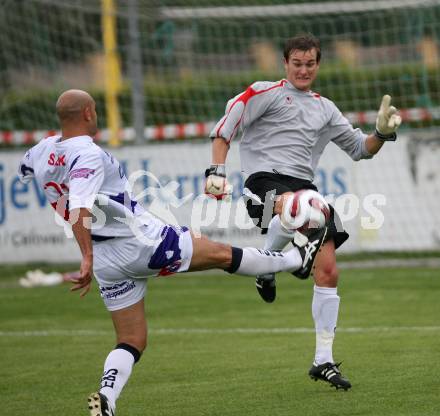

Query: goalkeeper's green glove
left=375, top=95, right=402, bottom=141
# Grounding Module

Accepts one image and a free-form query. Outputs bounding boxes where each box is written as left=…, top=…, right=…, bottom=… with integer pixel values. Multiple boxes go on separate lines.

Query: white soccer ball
left=282, top=189, right=330, bottom=233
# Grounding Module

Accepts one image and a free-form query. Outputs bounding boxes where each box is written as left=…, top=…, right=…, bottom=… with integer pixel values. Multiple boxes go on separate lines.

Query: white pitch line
left=1, top=326, right=440, bottom=337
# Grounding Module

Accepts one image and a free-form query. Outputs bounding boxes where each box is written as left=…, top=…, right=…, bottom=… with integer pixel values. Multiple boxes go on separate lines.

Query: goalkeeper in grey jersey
left=205, top=34, right=401, bottom=390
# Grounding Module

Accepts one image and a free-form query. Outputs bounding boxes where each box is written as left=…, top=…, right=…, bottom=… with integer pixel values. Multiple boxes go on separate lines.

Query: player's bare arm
left=364, top=133, right=385, bottom=154
left=69, top=207, right=93, bottom=297
left=211, top=137, right=229, bottom=164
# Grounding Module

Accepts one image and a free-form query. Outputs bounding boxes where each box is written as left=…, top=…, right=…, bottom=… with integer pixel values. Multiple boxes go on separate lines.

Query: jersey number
left=44, top=181, right=70, bottom=221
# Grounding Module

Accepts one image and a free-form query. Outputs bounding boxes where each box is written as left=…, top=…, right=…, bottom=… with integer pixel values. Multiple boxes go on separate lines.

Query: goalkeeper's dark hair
left=283, top=34, right=321, bottom=63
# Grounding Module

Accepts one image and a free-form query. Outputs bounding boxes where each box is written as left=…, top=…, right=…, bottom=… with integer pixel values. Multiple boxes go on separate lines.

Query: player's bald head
left=56, top=89, right=95, bottom=123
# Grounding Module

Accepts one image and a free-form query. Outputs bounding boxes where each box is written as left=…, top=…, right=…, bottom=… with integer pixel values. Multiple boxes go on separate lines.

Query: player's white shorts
left=93, top=224, right=193, bottom=311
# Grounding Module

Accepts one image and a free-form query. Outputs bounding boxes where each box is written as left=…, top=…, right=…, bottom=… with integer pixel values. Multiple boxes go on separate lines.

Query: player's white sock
left=264, top=215, right=295, bottom=250
left=312, top=285, right=340, bottom=365
left=235, top=247, right=302, bottom=275
left=99, top=347, right=136, bottom=410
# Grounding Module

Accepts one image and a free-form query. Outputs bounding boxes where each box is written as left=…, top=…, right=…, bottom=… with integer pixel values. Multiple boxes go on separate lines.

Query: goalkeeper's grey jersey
left=210, top=79, right=372, bottom=181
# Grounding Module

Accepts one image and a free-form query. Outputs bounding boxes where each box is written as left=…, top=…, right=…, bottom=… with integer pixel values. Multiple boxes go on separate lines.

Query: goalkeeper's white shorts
left=92, top=224, right=193, bottom=311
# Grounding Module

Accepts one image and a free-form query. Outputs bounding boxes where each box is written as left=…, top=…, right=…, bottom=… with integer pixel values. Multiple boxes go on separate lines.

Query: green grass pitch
left=1, top=264, right=439, bottom=415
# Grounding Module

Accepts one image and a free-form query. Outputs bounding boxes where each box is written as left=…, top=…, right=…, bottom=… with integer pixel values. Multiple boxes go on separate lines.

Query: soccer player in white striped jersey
left=18, top=89, right=327, bottom=415
left=205, top=33, right=401, bottom=390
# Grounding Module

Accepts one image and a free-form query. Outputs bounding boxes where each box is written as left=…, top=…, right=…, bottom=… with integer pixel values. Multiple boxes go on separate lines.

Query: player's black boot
left=309, top=362, right=352, bottom=391
left=88, top=392, right=115, bottom=416
left=292, top=226, right=328, bottom=280
left=255, top=273, right=276, bottom=303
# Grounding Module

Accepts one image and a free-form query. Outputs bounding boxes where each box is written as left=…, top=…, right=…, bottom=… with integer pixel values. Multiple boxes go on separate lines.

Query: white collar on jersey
left=55, top=135, right=94, bottom=145
left=284, top=79, right=316, bottom=96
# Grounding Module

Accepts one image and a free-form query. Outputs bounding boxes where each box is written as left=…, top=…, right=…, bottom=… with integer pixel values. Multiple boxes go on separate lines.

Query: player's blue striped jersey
left=210, top=79, right=373, bottom=181
left=18, top=135, right=161, bottom=238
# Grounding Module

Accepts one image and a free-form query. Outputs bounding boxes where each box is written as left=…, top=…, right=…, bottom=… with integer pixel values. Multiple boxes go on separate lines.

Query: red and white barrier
left=1, top=107, right=438, bottom=145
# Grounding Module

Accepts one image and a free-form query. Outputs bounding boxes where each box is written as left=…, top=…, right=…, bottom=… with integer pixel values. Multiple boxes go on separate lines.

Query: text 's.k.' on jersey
left=17, top=135, right=163, bottom=239
left=210, top=79, right=373, bottom=181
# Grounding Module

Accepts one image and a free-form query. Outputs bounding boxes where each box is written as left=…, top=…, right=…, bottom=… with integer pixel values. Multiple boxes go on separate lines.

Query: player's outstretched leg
left=189, top=234, right=302, bottom=276
left=308, top=362, right=351, bottom=390
left=88, top=392, right=115, bottom=416
left=189, top=228, right=327, bottom=301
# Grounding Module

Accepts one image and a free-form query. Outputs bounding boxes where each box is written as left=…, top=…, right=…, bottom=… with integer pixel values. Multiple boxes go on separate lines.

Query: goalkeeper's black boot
left=88, top=392, right=115, bottom=416
left=292, top=226, right=328, bottom=280
left=309, top=362, right=352, bottom=391
left=255, top=273, right=276, bottom=303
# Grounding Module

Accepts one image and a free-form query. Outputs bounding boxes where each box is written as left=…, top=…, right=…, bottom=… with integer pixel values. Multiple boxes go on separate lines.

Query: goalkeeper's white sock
left=312, top=285, right=340, bottom=365
left=99, top=344, right=140, bottom=409
left=264, top=215, right=295, bottom=250
left=229, top=246, right=301, bottom=275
